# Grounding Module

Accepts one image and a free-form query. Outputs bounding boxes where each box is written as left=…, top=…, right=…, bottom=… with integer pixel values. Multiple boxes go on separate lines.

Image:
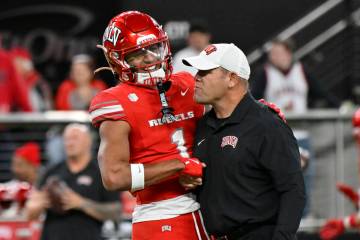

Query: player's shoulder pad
left=89, top=87, right=126, bottom=128
left=170, top=71, right=195, bottom=88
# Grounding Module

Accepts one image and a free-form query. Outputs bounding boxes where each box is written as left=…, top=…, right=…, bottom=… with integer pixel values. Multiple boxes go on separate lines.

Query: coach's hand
left=179, top=175, right=202, bottom=190
left=179, top=157, right=204, bottom=177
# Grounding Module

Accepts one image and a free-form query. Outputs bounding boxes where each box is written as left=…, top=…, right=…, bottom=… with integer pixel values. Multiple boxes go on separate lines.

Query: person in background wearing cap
left=10, top=47, right=53, bottom=111
left=0, top=142, right=41, bottom=219
left=25, top=123, right=120, bottom=240
left=55, top=54, right=107, bottom=110
left=181, top=43, right=305, bottom=240
left=11, top=142, right=41, bottom=185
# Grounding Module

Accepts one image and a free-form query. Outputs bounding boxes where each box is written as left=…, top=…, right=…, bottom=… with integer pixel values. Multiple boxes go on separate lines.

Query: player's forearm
left=99, top=158, right=132, bottom=191
left=101, top=158, right=184, bottom=191
left=80, top=199, right=121, bottom=221
left=144, top=159, right=184, bottom=187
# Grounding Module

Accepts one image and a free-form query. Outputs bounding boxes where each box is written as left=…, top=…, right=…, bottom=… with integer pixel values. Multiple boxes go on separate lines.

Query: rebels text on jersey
left=89, top=72, right=204, bottom=204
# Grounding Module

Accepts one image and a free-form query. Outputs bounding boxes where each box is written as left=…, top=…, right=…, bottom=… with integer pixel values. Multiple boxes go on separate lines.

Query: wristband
left=130, top=164, right=145, bottom=191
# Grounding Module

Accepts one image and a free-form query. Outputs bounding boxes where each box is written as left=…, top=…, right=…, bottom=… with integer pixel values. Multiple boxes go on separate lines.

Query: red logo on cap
left=204, top=45, right=217, bottom=55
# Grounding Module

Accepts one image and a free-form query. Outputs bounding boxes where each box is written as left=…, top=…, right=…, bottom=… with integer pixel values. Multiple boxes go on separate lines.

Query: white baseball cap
left=182, top=43, right=250, bottom=80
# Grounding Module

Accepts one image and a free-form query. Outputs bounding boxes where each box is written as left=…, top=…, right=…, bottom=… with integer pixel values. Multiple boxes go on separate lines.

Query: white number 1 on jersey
left=171, top=128, right=190, bottom=158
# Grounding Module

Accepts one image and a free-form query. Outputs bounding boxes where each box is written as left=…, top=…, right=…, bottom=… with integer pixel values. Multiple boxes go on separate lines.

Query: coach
left=182, top=43, right=305, bottom=240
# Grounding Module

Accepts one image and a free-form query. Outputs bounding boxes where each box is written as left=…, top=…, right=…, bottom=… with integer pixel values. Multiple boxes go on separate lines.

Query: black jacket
left=194, top=93, right=306, bottom=240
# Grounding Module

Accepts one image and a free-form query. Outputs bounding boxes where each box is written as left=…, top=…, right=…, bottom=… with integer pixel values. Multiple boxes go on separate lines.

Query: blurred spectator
left=251, top=38, right=340, bottom=218
left=25, top=123, right=120, bottom=240
left=0, top=142, right=41, bottom=219
left=11, top=142, right=41, bottom=185
left=45, top=125, right=66, bottom=166
left=354, top=108, right=360, bottom=146
left=172, top=20, right=211, bottom=75
left=0, top=47, right=32, bottom=112
left=10, top=47, right=53, bottom=111
left=55, top=54, right=107, bottom=110
left=251, top=38, right=340, bottom=110
left=319, top=108, right=360, bottom=240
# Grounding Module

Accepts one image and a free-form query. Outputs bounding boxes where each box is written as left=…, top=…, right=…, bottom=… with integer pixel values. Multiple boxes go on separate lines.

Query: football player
left=89, top=11, right=208, bottom=240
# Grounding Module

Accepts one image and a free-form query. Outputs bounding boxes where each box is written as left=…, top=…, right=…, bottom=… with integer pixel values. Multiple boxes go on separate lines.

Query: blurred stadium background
left=1, top=0, right=360, bottom=239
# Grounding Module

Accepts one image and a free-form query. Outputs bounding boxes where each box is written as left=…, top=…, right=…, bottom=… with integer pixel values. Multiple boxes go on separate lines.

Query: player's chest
left=125, top=91, right=196, bottom=128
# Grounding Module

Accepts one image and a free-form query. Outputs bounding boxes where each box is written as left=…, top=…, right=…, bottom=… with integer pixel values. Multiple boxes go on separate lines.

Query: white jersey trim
left=132, top=193, right=200, bottom=223
left=89, top=105, right=123, bottom=120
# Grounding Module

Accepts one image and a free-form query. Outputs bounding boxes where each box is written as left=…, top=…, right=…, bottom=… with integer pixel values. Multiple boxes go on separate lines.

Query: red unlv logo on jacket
left=221, top=136, right=238, bottom=148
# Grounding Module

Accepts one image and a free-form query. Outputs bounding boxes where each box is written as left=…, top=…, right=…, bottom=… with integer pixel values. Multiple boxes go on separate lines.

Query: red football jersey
left=89, top=72, right=204, bottom=203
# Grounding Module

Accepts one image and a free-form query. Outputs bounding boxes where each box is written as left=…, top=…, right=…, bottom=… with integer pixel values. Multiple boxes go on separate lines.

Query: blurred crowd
left=0, top=125, right=133, bottom=240
left=0, top=46, right=107, bottom=113
left=1, top=26, right=356, bottom=115
left=0, top=19, right=359, bottom=240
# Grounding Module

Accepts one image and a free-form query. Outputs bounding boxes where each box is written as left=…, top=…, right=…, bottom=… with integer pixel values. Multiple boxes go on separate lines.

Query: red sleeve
left=55, top=80, right=74, bottom=110
left=89, top=90, right=128, bottom=128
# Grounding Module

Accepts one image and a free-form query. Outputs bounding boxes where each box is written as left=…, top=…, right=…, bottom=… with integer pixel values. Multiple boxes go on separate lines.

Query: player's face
left=124, top=43, right=163, bottom=71
left=194, top=67, right=230, bottom=104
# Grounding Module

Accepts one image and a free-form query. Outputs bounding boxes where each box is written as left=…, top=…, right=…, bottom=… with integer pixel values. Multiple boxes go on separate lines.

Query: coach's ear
left=228, top=72, right=241, bottom=88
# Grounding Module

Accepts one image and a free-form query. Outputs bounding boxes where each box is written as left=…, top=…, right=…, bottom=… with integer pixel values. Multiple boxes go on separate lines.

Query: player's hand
left=179, top=175, right=202, bottom=190
left=336, top=183, right=359, bottom=209
left=258, top=99, right=286, bottom=123
left=320, top=219, right=345, bottom=240
left=179, top=157, right=204, bottom=177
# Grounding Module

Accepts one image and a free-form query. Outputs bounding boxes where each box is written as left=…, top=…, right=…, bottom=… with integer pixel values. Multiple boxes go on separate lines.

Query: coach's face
left=194, top=67, right=230, bottom=104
